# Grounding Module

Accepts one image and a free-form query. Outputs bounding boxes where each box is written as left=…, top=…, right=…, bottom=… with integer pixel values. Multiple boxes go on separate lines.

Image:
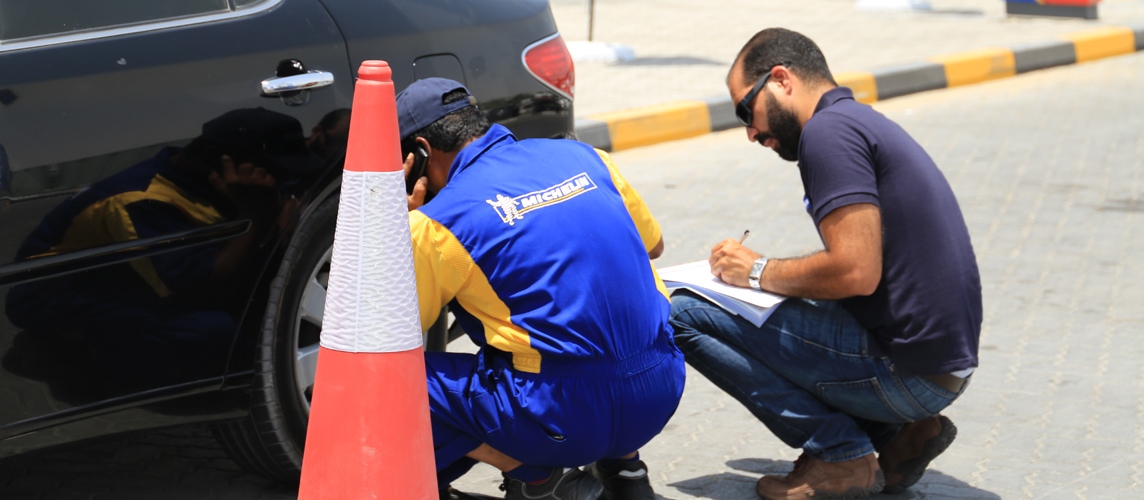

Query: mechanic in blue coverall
left=397, top=78, right=684, bottom=500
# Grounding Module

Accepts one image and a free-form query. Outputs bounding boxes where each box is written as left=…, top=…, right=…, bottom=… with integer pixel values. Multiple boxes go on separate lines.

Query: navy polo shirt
left=797, top=87, right=982, bottom=376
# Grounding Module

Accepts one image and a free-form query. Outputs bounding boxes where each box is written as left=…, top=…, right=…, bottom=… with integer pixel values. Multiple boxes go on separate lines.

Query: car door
left=0, top=0, right=352, bottom=447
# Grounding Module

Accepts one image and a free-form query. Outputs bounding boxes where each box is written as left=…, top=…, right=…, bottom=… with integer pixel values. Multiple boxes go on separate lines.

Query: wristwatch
left=748, top=258, right=769, bottom=291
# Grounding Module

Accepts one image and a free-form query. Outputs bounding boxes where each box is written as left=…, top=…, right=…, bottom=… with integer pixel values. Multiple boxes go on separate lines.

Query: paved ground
left=3, top=3, right=1144, bottom=499
left=448, top=49, right=1144, bottom=500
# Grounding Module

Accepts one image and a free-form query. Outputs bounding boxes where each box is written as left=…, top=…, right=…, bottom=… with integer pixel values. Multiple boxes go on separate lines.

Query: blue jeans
left=669, top=290, right=967, bottom=462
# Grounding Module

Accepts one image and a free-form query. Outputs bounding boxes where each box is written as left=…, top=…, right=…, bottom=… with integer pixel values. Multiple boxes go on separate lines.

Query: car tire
left=211, top=195, right=339, bottom=481
left=211, top=193, right=453, bottom=481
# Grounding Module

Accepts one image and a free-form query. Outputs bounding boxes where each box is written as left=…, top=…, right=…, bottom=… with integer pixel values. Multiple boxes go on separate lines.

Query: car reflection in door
left=3, top=108, right=325, bottom=401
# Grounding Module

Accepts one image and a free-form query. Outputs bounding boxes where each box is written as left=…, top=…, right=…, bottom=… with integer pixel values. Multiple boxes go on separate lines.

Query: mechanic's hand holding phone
left=404, top=145, right=429, bottom=211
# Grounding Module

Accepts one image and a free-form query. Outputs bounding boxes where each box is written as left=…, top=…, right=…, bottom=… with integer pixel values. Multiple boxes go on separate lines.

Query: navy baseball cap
left=396, top=77, right=477, bottom=140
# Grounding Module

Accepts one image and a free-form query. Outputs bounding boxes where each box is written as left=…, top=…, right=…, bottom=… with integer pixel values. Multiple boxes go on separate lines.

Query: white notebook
left=658, top=260, right=787, bottom=327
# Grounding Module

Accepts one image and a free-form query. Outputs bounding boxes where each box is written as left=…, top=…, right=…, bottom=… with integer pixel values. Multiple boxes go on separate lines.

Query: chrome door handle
left=261, top=71, right=334, bottom=95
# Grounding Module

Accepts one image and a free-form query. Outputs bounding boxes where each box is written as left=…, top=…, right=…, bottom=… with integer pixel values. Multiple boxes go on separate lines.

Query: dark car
left=0, top=0, right=575, bottom=481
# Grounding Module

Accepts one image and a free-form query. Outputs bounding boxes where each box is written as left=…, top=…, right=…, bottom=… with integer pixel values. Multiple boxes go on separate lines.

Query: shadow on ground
left=0, top=426, right=299, bottom=500
left=617, top=56, right=723, bottom=66
left=665, top=458, right=1000, bottom=499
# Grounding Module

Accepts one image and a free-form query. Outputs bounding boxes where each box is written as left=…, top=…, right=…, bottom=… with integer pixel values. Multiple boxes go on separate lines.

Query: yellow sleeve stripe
left=649, top=263, right=670, bottom=302
left=409, top=210, right=543, bottom=373
left=594, top=149, right=662, bottom=252
left=594, top=149, right=670, bottom=302
left=409, top=210, right=466, bottom=328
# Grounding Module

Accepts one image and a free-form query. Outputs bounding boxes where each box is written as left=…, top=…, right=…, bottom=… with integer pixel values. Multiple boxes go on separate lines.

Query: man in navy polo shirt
left=669, top=28, right=982, bottom=499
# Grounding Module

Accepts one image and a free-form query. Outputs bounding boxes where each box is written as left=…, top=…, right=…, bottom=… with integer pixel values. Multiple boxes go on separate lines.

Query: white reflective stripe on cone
left=321, top=169, right=423, bottom=353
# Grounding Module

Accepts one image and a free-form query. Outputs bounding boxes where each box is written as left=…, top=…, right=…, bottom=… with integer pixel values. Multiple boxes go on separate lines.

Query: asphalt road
left=2, top=50, right=1142, bottom=500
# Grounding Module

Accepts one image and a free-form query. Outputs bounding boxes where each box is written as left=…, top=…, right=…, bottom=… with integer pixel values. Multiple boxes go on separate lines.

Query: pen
left=739, top=230, right=750, bottom=244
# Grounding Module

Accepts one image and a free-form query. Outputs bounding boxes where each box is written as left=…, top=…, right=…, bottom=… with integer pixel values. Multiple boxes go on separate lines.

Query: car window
left=0, top=0, right=240, bottom=42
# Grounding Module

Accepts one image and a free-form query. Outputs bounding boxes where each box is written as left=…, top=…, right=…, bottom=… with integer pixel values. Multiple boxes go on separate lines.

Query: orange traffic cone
left=298, top=61, right=436, bottom=499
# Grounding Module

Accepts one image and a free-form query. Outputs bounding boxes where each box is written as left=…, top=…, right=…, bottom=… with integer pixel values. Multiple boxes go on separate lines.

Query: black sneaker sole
left=882, top=415, right=958, bottom=494
left=506, top=469, right=605, bottom=500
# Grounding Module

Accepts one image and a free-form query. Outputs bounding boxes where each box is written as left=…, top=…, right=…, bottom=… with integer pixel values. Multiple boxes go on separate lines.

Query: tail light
left=523, top=33, right=575, bottom=100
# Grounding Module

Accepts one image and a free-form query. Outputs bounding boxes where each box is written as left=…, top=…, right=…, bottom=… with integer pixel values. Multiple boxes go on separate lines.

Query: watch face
left=750, top=260, right=766, bottom=278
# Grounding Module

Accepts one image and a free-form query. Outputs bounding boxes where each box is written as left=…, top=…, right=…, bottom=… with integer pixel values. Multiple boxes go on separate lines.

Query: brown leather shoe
left=756, top=453, right=884, bottom=500
left=877, top=415, right=957, bottom=494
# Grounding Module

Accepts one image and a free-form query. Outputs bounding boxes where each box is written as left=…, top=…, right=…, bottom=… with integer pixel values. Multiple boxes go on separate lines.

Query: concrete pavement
left=451, top=48, right=1144, bottom=499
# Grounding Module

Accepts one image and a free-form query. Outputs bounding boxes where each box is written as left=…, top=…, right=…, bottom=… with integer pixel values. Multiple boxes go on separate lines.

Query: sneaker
left=756, top=453, right=884, bottom=500
left=500, top=467, right=604, bottom=500
left=589, top=459, right=656, bottom=500
left=877, top=414, right=957, bottom=494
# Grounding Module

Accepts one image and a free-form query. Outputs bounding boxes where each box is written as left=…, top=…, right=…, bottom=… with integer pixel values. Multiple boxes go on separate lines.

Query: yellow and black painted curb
left=574, top=25, right=1144, bottom=152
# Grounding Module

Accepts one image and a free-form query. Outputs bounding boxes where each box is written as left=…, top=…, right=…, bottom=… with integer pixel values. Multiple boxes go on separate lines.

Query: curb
left=574, top=25, right=1144, bottom=152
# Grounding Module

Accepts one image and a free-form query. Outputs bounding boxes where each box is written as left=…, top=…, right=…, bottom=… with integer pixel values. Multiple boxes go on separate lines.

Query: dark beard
left=753, top=91, right=802, bottom=162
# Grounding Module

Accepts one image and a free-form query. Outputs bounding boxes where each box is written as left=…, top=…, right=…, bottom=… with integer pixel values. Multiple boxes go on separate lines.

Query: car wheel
left=212, top=194, right=452, bottom=481
left=211, top=195, right=338, bottom=481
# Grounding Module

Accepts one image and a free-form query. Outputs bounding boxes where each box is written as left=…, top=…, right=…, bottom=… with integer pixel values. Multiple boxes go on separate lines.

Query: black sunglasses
left=735, top=63, right=790, bottom=127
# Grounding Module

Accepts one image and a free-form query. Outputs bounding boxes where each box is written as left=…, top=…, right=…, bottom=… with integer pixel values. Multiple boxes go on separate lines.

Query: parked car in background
left=0, top=0, right=575, bottom=481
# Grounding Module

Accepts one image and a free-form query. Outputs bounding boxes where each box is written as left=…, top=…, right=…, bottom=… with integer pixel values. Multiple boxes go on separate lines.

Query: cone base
left=299, top=347, right=436, bottom=499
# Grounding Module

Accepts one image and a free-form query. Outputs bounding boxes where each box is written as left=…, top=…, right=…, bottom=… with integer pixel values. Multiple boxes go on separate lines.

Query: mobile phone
left=405, top=145, right=428, bottom=195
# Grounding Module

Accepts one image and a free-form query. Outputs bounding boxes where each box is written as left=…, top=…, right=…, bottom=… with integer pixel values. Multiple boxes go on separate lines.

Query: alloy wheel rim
left=293, top=246, right=332, bottom=411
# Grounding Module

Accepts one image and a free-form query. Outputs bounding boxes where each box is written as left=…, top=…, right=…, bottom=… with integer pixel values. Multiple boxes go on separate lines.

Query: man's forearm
left=759, top=250, right=878, bottom=300
left=761, top=203, right=882, bottom=299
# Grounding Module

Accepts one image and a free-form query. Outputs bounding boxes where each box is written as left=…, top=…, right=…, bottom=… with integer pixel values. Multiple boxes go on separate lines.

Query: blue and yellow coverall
left=409, top=124, right=685, bottom=485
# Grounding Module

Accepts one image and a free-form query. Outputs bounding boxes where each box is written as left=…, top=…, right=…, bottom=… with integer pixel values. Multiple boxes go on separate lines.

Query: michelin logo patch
left=486, top=173, right=597, bottom=226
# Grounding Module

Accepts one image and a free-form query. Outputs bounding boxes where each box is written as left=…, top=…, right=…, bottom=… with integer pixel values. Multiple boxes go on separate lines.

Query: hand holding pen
left=708, top=229, right=762, bottom=287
